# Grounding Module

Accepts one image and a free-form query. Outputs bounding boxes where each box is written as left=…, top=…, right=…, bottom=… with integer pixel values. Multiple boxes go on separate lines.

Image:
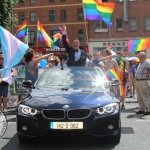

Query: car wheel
left=18, top=134, right=29, bottom=143
left=113, top=126, right=121, bottom=142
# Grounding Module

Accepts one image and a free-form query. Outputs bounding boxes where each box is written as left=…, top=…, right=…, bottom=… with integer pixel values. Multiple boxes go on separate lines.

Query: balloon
left=40, top=59, right=47, bottom=68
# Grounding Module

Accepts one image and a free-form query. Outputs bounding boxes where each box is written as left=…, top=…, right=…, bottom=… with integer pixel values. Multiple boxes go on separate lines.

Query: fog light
left=108, top=125, right=114, bottom=130
left=22, top=126, right=27, bottom=131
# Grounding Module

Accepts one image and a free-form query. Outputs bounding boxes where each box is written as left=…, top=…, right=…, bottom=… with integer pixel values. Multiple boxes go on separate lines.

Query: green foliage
left=0, top=0, right=18, bottom=29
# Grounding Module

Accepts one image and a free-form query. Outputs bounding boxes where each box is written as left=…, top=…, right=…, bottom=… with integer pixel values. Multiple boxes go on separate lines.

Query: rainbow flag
left=106, top=68, right=124, bottom=96
left=82, top=0, right=115, bottom=27
left=128, top=38, right=150, bottom=53
left=37, top=20, right=54, bottom=48
left=15, top=20, right=28, bottom=38
left=0, top=26, right=29, bottom=84
left=53, top=33, right=62, bottom=47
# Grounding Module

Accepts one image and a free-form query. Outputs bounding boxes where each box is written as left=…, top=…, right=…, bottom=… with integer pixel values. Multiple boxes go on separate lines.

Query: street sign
left=17, top=65, right=25, bottom=77
left=13, top=77, right=29, bottom=94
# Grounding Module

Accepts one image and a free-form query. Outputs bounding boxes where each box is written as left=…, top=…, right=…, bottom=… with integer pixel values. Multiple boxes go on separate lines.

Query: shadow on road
left=1, top=134, right=120, bottom=150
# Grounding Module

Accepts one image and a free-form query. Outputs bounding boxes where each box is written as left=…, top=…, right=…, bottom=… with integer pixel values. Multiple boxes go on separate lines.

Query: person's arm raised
left=32, top=53, right=53, bottom=66
left=100, top=55, right=116, bottom=61
left=62, top=25, right=70, bottom=53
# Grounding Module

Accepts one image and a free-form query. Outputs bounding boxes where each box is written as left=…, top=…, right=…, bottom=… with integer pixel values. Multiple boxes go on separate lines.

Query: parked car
left=17, top=67, right=121, bottom=143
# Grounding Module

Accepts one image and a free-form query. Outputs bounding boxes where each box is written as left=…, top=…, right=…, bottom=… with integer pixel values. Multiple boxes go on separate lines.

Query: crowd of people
left=0, top=25, right=150, bottom=115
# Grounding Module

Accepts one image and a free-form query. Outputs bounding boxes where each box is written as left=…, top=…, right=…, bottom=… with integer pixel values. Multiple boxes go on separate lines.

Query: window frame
left=30, top=11, right=36, bottom=23
left=78, top=29, right=84, bottom=41
left=129, top=18, right=137, bottom=31
left=145, top=16, right=150, bottom=31
left=116, top=18, right=123, bottom=32
left=19, top=12, right=25, bottom=23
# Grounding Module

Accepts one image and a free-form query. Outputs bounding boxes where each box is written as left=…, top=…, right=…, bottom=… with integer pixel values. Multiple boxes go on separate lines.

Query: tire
left=113, top=126, right=121, bottom=142
left=112, top=120, right=121, bottom=143
left=18, top=134, right=30, bottom=143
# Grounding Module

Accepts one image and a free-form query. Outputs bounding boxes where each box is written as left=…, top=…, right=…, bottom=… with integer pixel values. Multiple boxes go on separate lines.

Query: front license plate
left=50, top=122, right=83, bottom=129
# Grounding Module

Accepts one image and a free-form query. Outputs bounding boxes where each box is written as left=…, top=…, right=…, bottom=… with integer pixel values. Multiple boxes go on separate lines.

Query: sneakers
left=3, top=109, right=7, bottom=113
left=135, top=110, right=145, bottom=114
left=121, top=104, right=125, bottom=110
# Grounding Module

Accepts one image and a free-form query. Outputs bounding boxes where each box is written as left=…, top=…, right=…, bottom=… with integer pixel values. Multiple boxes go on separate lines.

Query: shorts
left=0, top=84, right=9, bottom=97
left=133, top=78, right=136, bottom=87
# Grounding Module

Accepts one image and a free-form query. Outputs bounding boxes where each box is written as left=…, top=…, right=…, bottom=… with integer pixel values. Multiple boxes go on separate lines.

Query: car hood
left=24, top=87, right=117, bottom=109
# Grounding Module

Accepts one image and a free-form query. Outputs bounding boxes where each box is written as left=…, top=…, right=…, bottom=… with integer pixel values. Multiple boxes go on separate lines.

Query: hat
left=132, top=58, right=140, bottom=63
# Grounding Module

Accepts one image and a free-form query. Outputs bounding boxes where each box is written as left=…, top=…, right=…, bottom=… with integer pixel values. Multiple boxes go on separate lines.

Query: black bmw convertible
left=17, top=67, right=121, bottom=143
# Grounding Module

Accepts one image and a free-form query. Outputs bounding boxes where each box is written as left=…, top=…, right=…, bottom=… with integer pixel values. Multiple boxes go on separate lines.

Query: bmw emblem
left=63, top=105, right=70, bottom=109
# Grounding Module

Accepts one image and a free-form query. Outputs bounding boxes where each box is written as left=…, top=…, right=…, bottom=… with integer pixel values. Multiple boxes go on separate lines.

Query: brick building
left=13, top=0, right=88, bottom=56
left=13, top=0, right=150, bottom=56
left=89, top=0, right=150, bottom=55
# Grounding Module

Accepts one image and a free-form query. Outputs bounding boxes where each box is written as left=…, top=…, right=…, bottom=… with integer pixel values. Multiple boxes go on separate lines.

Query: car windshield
left=36, top=67, right=107, bottom=88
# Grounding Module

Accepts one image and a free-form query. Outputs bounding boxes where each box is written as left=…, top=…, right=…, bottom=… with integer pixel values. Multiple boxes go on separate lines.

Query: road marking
left=124, top=104, right=137, bottom=109
left=136, top=120, right=150, bottom=122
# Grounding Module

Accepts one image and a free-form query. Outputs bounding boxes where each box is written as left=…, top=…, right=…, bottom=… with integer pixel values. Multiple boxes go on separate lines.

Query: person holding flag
left=115, top=50, right=126, bottom=109
left=62, top=25, right=87, bottom=66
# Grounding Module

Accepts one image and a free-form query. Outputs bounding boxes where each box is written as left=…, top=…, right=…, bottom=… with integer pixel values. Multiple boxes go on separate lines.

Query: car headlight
left=97, top=103, right=119, bottom=114
left=18, top=104, right=40, bottom=116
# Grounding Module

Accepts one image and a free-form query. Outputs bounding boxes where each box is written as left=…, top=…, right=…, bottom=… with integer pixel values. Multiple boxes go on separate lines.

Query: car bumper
left=17, top=111, right=120, bottom=139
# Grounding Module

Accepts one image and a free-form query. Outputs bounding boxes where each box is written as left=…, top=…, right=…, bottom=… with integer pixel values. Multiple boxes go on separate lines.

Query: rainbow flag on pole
left=15, top=20, right=28, bottom=38
left=128, top=38, right=150, bottom=53
left=37, top=20, right=54, bottom=48
left=106, top=68, right=124, bottom=96
left=82, top=0, right=115, bottom=27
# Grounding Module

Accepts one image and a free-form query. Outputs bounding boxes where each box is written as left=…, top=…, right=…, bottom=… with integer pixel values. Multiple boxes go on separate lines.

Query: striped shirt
left=135, top=60, right=150, bottom=79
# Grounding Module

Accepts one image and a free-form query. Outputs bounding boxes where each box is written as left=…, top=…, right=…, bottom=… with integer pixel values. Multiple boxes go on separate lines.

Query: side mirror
left=111, top=79, right=120, bottom=86
left=22, top=80, right=32, bottom=88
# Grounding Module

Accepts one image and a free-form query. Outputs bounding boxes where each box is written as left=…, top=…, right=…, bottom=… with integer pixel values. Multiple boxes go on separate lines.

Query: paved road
left=0, top=97, right=150, bottom=150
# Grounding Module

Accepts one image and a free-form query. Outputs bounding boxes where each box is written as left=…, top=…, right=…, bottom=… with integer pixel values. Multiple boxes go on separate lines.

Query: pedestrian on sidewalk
left=115, top=50, right=126, bottom=109
left=0, top=53, right=9, bottom=112
left=135, top=52, right=150, bottom=115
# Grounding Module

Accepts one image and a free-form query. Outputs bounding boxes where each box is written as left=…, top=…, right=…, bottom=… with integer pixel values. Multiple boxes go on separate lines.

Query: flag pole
left=108, top=23, right=112, bottom=49
left=36, top=19, right=39, bottom=52
left=82, top=1, right=89, bottom=49
left=26, top=15, right=28, bottom=46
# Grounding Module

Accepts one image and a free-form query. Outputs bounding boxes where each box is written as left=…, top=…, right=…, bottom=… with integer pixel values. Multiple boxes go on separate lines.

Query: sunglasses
left=0, top=58, right=3, bottom=59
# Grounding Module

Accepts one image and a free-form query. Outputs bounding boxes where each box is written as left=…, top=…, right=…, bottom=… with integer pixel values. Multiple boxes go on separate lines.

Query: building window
left=19, top=12, right=25, bottom=23
left=94, top=21, right=108, bottom=32
left=19, top=0, right=24, bottom=5
left=60, top=0, right=66, bottom=2
left=145, top=16, right=150, bottom=31
left=49, top=0, right=54, bottom=2
left=30, top=0, right=36, bottom=4
left=30, top=12, right=36, bottom=23
left=28, top=28, right=36, bottom=43
left=49, top=10, right=55, bottom=21
left=130, top=18, right=137, bottom=31
left=77, top=8, right=83, bottom=20
left=78, top=30, right=84, bottom=41
left=77, top=0, right=82, bottom=2
left=116, top=0, right=135, bottom=1
left=60, top=10, right=66, bottom=21
left=116, top=18, right=123, bottom=31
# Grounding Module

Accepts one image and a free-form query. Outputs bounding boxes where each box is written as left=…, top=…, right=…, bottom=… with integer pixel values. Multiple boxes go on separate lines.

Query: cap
left=132, top=58, right=140, bottom=63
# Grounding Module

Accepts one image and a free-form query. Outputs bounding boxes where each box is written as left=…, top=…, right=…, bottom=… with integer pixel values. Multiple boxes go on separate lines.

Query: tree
left=0, top=0, right=18, bottom=29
